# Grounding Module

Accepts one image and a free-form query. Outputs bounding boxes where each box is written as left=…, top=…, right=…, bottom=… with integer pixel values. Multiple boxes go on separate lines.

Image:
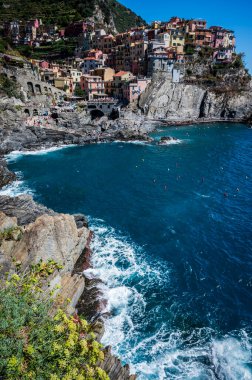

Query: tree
left=232, top=53, right=245, bottom=69
left=74, top=86, right=86, bottom=97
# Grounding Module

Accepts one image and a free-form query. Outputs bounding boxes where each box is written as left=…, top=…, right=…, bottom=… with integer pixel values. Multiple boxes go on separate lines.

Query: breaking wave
left=113, top=140, right=152, bottom=146
left=157, top=139, right=183, bottom=146
left=5, top=145, right=76, bottom=163
left=84, top=218, right=252, bottom=379
left=0, top=172, right=33, bottom=197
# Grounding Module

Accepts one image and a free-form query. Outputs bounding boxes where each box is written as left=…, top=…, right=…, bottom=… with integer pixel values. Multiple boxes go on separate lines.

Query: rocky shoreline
left=0, top=104, right=150, bottom=379
left=1, top=112, right=251, bottom=379
left=1, top=63, right=252, bottom=378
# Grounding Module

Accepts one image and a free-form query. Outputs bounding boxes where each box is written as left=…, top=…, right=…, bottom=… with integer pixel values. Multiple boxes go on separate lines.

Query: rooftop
left=114, top=71, right=130, bottom=77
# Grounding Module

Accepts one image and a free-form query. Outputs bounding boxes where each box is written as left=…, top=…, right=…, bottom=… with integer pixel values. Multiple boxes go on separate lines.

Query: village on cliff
left=0, top=16, right=239, bottom=121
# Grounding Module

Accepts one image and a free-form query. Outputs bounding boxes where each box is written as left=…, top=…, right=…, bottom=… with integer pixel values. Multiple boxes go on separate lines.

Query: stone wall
left=0, top=65, right=64, bottom=102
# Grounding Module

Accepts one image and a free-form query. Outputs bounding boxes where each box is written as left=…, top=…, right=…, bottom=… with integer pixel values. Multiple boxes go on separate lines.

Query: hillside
left=0, top=0, right=146, bottom=33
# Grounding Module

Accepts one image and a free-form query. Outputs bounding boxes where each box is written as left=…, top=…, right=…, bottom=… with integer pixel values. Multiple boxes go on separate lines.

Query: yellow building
left=54, top=77, right=73, bottom=95
left=90, top=67, right=115, bottom=82
left=171, top=31, right=185, bottom=52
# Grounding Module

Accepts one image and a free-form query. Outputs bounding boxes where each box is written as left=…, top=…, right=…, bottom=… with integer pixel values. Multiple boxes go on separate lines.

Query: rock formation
left=0, top=198, right=135, bottom=379
left=139, top=71, right=252, bottom=123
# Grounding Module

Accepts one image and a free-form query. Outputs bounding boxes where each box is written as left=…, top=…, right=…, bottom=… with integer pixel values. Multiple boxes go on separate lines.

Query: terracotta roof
left=83, top=57, right=98, bottom=61
left=114, top=71, right=129, bottom=77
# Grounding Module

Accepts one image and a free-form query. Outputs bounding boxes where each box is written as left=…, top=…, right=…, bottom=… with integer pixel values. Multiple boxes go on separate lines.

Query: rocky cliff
left=0, top=97, right=154, bottom=156
left=139, top=71, right=252, bottom=123
left=0, top=195, right=136, bottom=379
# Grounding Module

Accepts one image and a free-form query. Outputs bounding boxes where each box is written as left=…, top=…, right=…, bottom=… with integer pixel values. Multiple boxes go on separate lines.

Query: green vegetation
left=0, top=227, right=23, bottom=243
left=212, top=53, right=245, bottom=72
left=0, top=37, right=9, bottom=53
left=74, top=86, right=86, bottom=97
left=231, top=53, right=245, bottom=69
left=0, top=0, right=145, bottom=32
left=184, top=45, right=195, bottom=55
left=16, top=39, right=77, bottom=60
left=0, top=260, right=109, bottom=380
left=101, top=0, right=145, bottom=32
left=0, top=74, right=21, bottom=98
left=198, top=46, right=214, bottom=62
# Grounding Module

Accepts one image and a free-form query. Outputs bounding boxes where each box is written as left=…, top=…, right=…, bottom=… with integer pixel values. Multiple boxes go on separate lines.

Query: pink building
left=167, top=17, right=182, bottom=29
left=210, top=27, right=235, bottom=50
left=39, top=60, right=49, bottom=69
left=210, top=26, right=226, bottom=49
left=80, top=75, right=105, bottom=100
left=123, top=78, right=151, bottom=103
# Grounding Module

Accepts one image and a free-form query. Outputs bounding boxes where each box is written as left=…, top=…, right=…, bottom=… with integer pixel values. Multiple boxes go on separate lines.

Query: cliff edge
left=139, top=70, right=252, bottom=123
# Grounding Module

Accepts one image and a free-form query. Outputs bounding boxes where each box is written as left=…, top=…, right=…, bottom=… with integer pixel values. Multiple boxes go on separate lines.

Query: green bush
left=0, top=74, right=20, bottom=98
left=0, top=260, right=110, bottom=380
left=74, top=87, right=86, bottom=97
left=231, top=53, right=245, bottom=69
left=0, top=226, right=22, bottom=243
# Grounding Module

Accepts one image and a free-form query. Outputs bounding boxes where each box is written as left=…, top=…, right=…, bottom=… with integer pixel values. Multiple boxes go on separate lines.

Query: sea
left=1, top=123, right=252, bottom=379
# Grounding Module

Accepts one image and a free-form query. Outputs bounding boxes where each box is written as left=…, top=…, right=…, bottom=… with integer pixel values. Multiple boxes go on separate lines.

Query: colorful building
left=123, top=78, right=151, bottom=103
left=80, top=75, right=105, bottom=100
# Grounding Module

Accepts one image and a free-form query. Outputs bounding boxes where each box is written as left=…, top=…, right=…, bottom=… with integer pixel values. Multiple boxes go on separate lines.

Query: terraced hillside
left=0, top=0, right=146, bottom=32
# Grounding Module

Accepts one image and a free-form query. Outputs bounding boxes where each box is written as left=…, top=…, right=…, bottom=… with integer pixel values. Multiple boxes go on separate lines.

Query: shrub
left=0, top=74, right=20, bottom=98
left=0, top=260, right=109, bottom=380
left=231, top=53, right=245, bottom=69
left=0, top=226, right=23, bottom=243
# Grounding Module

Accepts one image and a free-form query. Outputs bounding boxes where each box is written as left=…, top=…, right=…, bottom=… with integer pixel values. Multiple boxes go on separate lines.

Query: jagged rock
left=0, top=194, right=55, bottom=225
left=8, top=213, right=89, bottom=272
left=77, top=277, right=107, bottom=321
left=0, top=211, right=17, bottom=232
left=158, top=136, right=178, bottom=145
left=0, top=159, right=16, bottom=187
left=73, top=213, right=89, bottom=229
left=139, top=72, right=252, bottom=123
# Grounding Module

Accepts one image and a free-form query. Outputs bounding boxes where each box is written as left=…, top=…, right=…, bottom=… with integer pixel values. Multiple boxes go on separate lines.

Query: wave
left=112, top=140, right=152, bottom=146
left=85, top=218, right=252, bottom=379
left=0, top=174, right=33, bottom=197
left=84, top=219, right=168, bottom=346
left=5, top=144, right=76, bottom=163
left=157, top=139, right=183, bottom=146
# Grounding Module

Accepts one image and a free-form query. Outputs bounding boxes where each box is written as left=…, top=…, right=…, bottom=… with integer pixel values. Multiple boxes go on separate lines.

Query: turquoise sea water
left=3, top=123, right=252, bottom=379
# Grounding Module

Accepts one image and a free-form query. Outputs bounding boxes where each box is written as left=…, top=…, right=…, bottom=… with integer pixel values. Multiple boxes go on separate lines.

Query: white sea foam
left=5, top=144, right=76, bottom=163
left=0, top=174, right=33, bottom=197
left=211, top=332, right=252, bottom=380
left=84, top=219, right=166, bottom=351
left=113, top=140, right=152, bottom=146
left=157, top=139, right=183, bottom=146
left=87, top=218, right=252, bottom=379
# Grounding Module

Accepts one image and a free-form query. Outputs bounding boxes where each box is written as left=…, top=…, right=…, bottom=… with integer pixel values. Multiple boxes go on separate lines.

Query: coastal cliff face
left=139, top=72, right=252, bottom=123
left=0, top=195, right=136, bottom=380
left=0, top=197, right=90, bottom=313
left=0, top=100, right=153, bottom=156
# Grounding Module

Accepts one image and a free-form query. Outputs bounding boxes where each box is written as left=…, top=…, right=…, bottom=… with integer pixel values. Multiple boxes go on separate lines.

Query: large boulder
left=10, top=213, right=89, bottom=272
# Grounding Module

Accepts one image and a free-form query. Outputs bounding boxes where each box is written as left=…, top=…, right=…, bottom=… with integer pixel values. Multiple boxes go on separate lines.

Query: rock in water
left=158, top=136, right=178, bottom=145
